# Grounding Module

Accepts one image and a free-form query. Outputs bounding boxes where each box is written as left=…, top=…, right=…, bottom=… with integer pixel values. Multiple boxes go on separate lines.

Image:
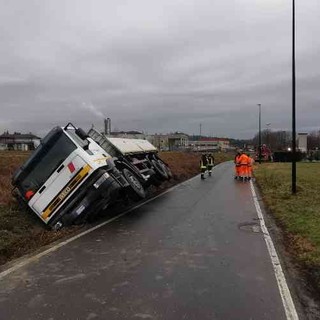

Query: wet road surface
left=0, top=162, right=287, bottom=319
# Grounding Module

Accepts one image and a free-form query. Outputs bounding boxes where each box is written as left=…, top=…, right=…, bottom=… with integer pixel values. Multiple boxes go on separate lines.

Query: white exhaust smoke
left=81, top=102, right=104, bottom=119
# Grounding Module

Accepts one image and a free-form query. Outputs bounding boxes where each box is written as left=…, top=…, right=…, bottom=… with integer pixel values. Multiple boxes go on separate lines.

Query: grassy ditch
left=254, top=163, right=320, bottom=290
left=0, top=150, right=233, bottom=266
left=0, top=151, right=81, bottom=265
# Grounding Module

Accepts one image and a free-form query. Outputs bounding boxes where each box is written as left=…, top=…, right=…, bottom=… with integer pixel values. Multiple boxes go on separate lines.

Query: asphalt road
left=0, top=162, right=288, bottom=320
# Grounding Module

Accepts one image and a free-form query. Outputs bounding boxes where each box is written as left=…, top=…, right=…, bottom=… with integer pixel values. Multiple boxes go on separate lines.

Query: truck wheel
left=151, top=159, right=168, bottom=180
left=158, top=160, right=173, bottom=179
left=122, top=168, right=146, bottom=200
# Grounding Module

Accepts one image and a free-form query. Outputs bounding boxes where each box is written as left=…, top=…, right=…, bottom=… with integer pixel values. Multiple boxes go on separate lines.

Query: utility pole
left=292, top=0, right=297, bottom=194
left=200, top=123, right=202, bottom=138
left=266, top=123, right=271, bottom=148
left=258, top=104, right=262, bottom=164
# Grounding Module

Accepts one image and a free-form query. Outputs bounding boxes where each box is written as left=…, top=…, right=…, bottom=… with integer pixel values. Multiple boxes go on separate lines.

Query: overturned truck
left=12, top=123, right=172, bottom=230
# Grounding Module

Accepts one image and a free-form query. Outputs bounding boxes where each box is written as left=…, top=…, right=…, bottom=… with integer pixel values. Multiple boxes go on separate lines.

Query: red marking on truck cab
left=68, top=162, right=75, bottom=173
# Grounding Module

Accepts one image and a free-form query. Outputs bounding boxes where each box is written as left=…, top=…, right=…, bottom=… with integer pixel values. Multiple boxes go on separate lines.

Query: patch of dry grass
left=254, top=163, right=320, bottom=287
left=0, top=151, right=81, bottom=264
left=160, top=151, right=233, bottom=181
left=0, top=151, right=30, bottom=205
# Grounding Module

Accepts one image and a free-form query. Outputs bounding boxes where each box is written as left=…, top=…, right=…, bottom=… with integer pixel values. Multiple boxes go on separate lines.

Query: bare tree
left=307, top=131, right=320, bottom=150
left=252, top=130, right=290, bottom=151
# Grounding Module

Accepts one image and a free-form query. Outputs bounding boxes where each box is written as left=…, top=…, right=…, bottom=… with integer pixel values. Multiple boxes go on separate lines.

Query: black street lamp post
left=292, top=0, right=297, bottom=194
left=266, top=123, right=271, bottom=148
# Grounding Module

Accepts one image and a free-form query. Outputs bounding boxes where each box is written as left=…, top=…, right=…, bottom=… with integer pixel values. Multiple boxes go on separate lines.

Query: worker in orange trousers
left=247, top=153, right=254, bottom=181
left=238, top=150, right=249, bottom=181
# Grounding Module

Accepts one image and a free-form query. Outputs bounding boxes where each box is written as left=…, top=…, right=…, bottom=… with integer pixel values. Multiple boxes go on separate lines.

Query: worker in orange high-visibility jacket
left=247, top=153, right=254, bottom=181
left=234, top=151, right=241, bottom=180
left=238, top=150, right=249, bottom=181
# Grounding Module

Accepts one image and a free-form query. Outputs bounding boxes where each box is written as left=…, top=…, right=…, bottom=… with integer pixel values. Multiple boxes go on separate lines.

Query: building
left=147, top=134, right=168, bottom=151
left=0, top=131, right=41, bottom=151
left=107, top=129, right=189, bottom=151
left=297, top=133, right=308, bottom=152
left=98, top=118, right=189, bottom=151
left=189, top=137, right=230, bottom=151
left=148, top=133, right=189, bottom=151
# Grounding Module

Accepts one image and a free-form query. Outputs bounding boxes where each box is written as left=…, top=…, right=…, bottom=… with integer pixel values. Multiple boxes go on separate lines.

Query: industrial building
left=148, top=133, right=189, bottom=151
left=188, top=137, right=230, bottom=151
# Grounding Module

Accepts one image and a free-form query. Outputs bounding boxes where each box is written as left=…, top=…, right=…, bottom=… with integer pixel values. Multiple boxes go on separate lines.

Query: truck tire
left=122, top=168, right=146, bottom=200
left=158, top=160, right=173, bottom=179
left=151, top=159, right=168, bottom=180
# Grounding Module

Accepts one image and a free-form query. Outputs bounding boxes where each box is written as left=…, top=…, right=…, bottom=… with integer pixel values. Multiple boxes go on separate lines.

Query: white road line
left=0, top=164, right=223, bottom=280
left=250, top=180, right=299, bottom=320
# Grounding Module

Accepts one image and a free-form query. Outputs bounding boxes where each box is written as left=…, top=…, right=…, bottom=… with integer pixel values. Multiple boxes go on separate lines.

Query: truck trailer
left=88, top=127, right=172, bottom=186
left=12, top=123, right=171, bottom=230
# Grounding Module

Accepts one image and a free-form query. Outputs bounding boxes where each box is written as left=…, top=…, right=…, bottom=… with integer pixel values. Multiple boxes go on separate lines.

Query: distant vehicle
left=256, top=144, right=272, bottom=161
left=12, top=123, right=171, bottom=230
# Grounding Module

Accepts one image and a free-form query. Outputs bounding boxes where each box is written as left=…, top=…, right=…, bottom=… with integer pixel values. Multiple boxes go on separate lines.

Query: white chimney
left=104, top=118, right=111, bottom=135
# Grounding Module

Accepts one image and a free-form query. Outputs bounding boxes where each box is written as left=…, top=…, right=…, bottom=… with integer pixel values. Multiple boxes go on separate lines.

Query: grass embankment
left=0, top=150, right=233, bottom=266
left=154, top=151, right=234, bottom=193
left=254, top=163, right=320, bottom=289
left=0, top=151, right=80, bottom=265
left=160, top=151, right=233, bottom=181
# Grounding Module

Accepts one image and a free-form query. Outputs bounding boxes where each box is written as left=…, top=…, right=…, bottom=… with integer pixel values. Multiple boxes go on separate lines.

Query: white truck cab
left=12, top=124, right=127, bottom=229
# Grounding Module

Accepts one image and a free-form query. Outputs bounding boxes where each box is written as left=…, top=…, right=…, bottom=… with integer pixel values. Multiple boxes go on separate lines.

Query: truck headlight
left=93, top=172, right=110, bottom=189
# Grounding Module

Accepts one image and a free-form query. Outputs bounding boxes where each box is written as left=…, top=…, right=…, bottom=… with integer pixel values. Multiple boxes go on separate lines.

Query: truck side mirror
left=75, top=128, right=88, bottom=140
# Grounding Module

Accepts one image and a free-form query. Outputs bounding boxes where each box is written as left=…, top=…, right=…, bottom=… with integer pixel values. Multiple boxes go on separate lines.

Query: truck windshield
left=13, top=127, right=77, bottom=197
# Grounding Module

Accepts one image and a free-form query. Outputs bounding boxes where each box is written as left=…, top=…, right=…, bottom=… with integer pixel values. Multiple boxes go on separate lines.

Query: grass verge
left=254, top=162, right=320, bottom=291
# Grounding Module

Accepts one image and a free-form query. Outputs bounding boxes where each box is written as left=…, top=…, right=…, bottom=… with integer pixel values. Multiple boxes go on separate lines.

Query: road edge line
left=0, top=164, right=223, bottom=280
left=250, top=180, right=299, bottom=320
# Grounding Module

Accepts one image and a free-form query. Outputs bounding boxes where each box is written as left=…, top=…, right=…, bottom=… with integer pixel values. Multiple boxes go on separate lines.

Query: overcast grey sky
left=0, top=0, right=319, bottom=138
